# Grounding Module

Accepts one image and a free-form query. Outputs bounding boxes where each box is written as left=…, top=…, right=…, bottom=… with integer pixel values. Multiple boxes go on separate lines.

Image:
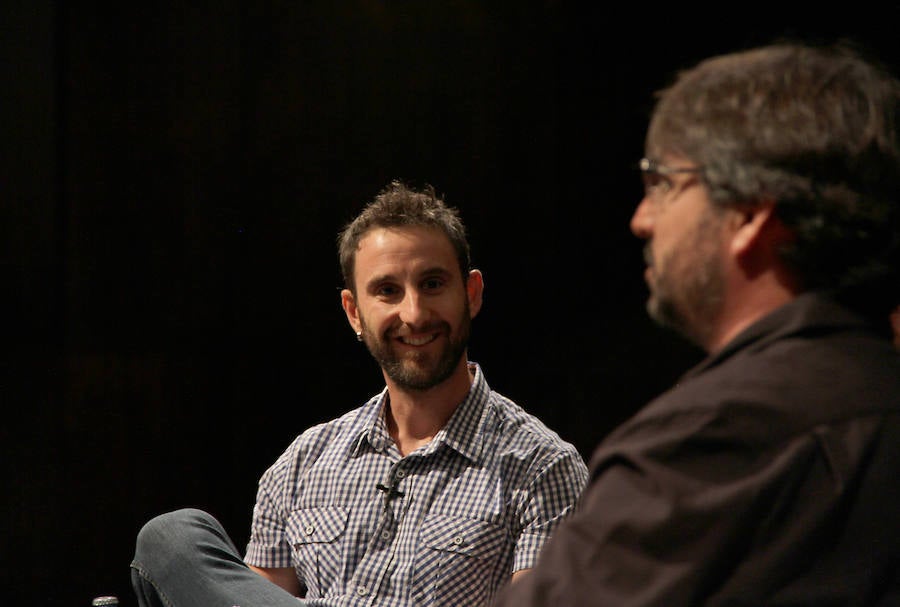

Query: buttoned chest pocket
left=287, top=506, right=348, bottom=598
left=412, top=514, right=510, bottom=606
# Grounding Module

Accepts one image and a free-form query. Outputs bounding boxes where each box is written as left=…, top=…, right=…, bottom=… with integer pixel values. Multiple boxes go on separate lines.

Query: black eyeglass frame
left=638, top=157, right=704, bottom=176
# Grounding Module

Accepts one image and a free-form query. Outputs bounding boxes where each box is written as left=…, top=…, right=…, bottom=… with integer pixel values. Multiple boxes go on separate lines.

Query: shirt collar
left=349, top=391, right=392, bottom=456
left=349, top=362, right=493, bottom=464
left=685, top=291, right=876, bottom=380
left=422, top=362, right=491, bottom=464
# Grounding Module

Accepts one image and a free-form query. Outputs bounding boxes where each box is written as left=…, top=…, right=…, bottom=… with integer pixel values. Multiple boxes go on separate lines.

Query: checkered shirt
left=245, top=363, right=588, bottom=606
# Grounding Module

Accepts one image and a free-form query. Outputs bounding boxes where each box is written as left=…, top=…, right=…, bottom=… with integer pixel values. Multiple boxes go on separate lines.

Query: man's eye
left=642, top=174, right=672, bottom=197
left=376, top=285, right=399, bottom=297
left=423, top=278, right=445, bottom=290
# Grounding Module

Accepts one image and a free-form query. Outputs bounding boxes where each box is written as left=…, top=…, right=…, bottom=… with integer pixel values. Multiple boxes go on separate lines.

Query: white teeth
left=402, top=335, right=434, bottom=346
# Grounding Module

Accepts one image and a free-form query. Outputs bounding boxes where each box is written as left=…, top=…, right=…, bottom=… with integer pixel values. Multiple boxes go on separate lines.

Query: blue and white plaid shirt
left=245, top=363, right=588, bottom=606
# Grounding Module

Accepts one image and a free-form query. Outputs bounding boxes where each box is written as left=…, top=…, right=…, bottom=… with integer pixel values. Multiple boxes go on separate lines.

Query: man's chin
left=386, top=354, right=465, bottom=391
left=647, top=297, right=683, bottom=332
left=391, top=373, right=442, bottom=392
left=384, top=360, right=434, bottom=388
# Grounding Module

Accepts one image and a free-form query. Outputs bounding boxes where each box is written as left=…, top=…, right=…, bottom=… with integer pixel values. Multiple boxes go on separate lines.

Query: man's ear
left=730, top=201, right=787, bottom=258
left=466, top=269, right=484, bottom=319
left=341, top=289, right=361, bottom=334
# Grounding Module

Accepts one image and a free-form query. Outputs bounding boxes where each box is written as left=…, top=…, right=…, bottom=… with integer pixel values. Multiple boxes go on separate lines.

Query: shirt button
left=304, top=525, right=315, bottom=535
left=381, top=530, right=391, bottom=540
left=356, top=586, right=368, bottom=596
left=453, top=536, right=464, bottom=546
left=395, top=469, right=407, bottom=478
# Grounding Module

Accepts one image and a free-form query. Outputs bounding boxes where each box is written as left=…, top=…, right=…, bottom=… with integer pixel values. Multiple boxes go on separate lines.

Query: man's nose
left=630, top=196, right=655, bottom=239
left=399, top=290, right=430, bottom=326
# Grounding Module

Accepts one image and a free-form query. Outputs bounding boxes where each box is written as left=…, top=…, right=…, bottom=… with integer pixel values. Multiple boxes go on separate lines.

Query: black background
left=3, top=3, right=898, bottom=605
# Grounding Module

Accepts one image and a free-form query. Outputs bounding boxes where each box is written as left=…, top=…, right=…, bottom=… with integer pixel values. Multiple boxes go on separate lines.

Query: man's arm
left=511, top=448, right=589, bottom=574
left=249, top=565, right=301, bottom=597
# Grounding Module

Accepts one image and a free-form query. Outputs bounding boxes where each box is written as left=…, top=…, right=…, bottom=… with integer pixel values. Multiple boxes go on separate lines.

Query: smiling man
left=130, top=182, right=587, bottom=607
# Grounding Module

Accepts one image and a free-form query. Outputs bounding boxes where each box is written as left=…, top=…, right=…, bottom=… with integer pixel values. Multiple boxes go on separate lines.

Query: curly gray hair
left=646, top=42, right=900, bottom=316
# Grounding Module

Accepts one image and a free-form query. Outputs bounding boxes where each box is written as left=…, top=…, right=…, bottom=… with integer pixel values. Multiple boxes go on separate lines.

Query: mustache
left=388, top=321, right=450, bottom=337
left=643, top=245, right=654, bottom=267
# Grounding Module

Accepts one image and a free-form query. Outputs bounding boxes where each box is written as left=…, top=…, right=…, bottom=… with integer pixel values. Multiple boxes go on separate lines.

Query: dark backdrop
left=3, top=3, right=897, bottom=605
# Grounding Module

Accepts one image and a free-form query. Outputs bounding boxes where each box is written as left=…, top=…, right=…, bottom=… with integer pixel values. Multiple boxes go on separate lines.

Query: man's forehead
left=354, top=226, right=457, bottom=277
left=356, top=225, right=451, bottom=253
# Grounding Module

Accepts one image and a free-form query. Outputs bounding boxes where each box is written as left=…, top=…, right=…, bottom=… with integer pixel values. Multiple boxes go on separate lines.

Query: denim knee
left=133, top=508, right=220, bottom=572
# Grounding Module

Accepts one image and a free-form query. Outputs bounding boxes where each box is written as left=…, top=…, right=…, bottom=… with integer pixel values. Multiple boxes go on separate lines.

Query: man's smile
left=397, top=332, right=439, bottom=347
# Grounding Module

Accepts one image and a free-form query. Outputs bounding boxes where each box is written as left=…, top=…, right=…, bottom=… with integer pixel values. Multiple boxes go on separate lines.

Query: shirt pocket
left=286, top=506, right=349, bottom=598
left=412, top=514, right=510, bottom=606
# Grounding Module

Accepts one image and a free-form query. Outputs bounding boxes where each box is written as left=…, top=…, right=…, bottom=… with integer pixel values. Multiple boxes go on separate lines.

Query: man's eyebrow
left=364, top=272, right=398, bottom=291
left=418, top=266, right=454, bottom=278
left=364, top=266, right=454, bottom=291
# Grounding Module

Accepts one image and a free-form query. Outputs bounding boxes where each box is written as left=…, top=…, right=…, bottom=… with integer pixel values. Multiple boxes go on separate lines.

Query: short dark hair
left=647, top=42, right=900, bottom=315
left=337, top=181, right=471, bottom=293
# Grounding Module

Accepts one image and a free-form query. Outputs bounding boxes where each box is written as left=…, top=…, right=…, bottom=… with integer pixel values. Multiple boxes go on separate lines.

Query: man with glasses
left=496, top=42, right=900, bottom=605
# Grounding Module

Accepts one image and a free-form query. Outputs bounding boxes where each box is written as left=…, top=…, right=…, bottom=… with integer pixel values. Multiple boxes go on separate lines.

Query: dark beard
left=361, top=304, right=471, bottom=391
left=645, top=216, right=725, bottom=348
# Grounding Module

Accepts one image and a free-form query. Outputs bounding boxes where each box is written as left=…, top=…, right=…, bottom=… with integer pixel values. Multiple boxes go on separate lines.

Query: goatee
left=361, top=305, right=472, bottom=391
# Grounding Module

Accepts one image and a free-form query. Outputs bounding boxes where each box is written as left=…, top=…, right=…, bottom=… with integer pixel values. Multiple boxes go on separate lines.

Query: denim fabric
left=131, top=508, right=303, bottom=607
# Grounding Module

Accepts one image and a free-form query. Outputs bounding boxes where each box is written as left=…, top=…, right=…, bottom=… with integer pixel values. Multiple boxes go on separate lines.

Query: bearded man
left=130, top=181, right=587, bottom=607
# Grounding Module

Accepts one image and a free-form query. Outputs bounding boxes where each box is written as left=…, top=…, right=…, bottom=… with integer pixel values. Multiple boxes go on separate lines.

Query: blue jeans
left=130, top=508, right=304, bottom=607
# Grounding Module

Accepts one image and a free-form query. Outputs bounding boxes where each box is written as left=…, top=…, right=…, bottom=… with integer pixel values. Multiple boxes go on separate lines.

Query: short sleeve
left=244, top=452, right=296, bottom=570
left=513, top=447, right=589, bottom=572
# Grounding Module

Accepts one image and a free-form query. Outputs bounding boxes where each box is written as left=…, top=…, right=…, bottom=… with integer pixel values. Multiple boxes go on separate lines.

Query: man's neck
left=383, top=360, right=475, bottom=456
left=705, top=271, right=797, bottom=354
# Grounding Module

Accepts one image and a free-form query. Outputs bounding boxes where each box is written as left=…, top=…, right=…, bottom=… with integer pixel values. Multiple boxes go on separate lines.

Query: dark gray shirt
left=497, top=293, right=900, bottom=606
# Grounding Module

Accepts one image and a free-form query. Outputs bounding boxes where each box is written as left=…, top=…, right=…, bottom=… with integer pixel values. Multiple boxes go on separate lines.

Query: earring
left=356, top=331, right=363, bottom=342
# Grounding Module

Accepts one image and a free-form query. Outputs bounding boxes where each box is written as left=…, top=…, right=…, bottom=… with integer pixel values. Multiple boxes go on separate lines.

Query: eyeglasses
left=638, top=157, right=704, bottom=204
